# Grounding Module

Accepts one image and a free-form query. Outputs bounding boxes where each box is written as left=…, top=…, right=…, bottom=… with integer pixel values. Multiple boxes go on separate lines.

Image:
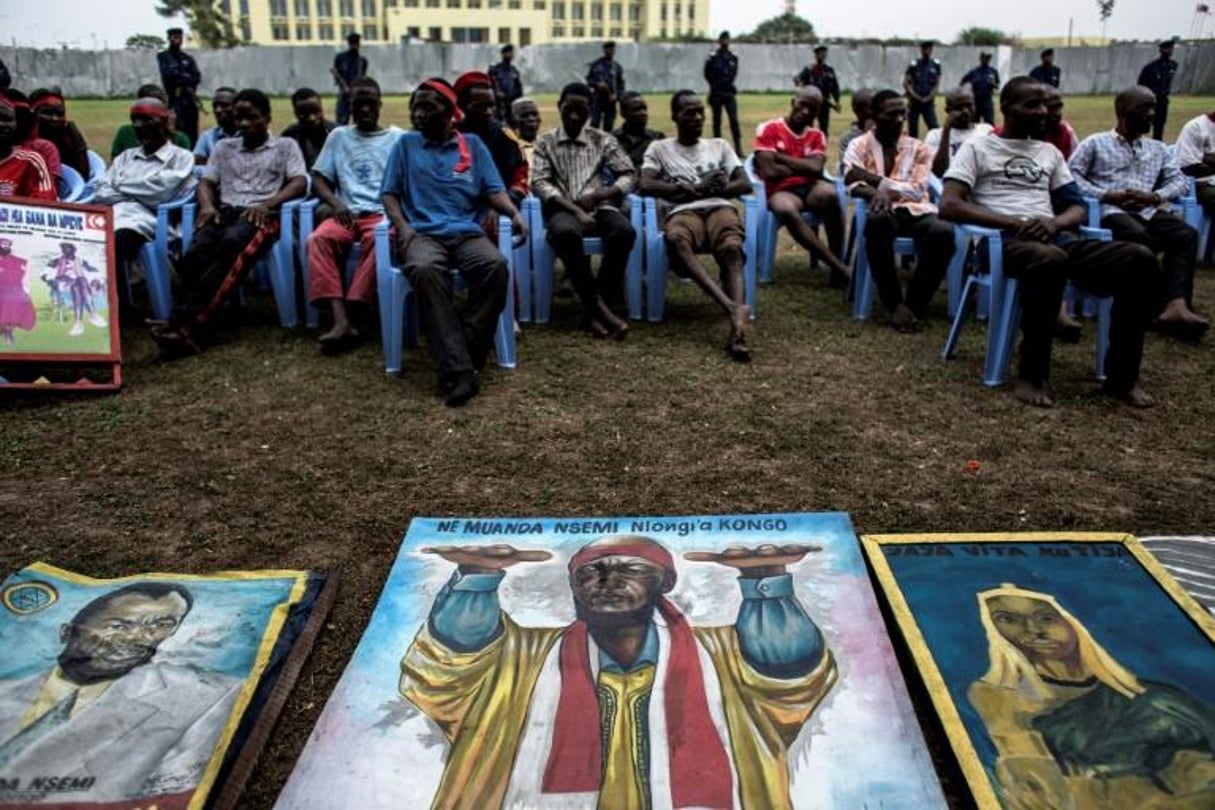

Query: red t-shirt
left=0, top=147, right=57, bottom=201
left=23, top=138, right=61, bottom=182
left=752, top=118, right=827, bottom=195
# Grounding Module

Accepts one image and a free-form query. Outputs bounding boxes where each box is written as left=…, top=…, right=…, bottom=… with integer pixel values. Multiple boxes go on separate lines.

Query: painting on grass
left=0, top=562, right=331, bottom=810
left=278, top=513, right=944, bottom=809
left=1141, top=536, right=1215, bottom=614
left=862, top=532, right=1215, bottom=810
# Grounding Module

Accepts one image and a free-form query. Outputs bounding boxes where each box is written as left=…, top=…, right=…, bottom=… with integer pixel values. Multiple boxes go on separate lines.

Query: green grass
left=3, top=93, right=1214, bottom=808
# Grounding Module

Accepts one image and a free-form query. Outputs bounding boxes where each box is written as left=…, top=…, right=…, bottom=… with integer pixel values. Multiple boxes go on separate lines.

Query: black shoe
left=444, top=371, right=480, bottom=407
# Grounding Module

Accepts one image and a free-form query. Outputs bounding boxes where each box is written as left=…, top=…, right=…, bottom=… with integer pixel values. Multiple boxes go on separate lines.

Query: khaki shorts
left=665, top=205, right=745, bottom=259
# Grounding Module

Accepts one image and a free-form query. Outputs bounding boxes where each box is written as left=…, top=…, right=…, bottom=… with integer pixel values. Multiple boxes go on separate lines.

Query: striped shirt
left=203, top=134, right=307, bottom=209
left=530, top=125, right=635, bottom=208
left=1068, top=130, right=1188, bottom=219
left=0, top=147, right=56, bottom=201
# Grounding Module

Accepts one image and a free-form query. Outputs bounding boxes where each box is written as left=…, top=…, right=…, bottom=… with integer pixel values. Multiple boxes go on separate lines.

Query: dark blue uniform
left=587, top=56, right=625, bottom=131
left=157, top=47, right=201, bottom=146
left=961, top=64, right=1000, bottom=124
left=332, top=49, right=368, bottom=125
left=489, top=61, right=523, bottom=124
left=1138, top=56, right=1178, bottom=140
left=904, top=57, right=941, bottom=137
left=705, top=47, right=741, bottom=150
left=795, top=63, right=840, bottom=136
left=1029, top=64, right=1061, bottom=88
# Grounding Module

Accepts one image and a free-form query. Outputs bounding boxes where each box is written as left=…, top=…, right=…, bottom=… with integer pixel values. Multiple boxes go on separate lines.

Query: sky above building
left=0, top=0, right=1195, bottom=49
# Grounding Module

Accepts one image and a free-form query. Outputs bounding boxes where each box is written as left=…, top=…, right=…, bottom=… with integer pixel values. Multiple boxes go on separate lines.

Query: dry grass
left=2, top=93, right=1214, bottom=807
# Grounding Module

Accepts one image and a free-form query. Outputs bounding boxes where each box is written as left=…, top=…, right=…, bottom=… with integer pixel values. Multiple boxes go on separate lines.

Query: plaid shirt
left=1068, top=130, right=1188, bottom=219
left=530, top=125, right=635, bottom=207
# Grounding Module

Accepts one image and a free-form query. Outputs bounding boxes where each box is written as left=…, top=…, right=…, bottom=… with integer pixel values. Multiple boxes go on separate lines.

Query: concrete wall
left=3, top=42, right=1214, bottom=98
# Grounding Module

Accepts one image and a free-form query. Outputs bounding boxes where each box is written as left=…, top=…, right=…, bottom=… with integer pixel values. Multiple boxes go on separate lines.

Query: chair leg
left=984, top=279, right=1020, bottom=388
left=495, top=218, right=518, bottom=369
left=139, top=241, right=172, bottom=321
left=945, top=230, right=969, bottom=319
left=942, top=275, right=977, bottom=359
left=646, top=234, right=667, bottom=323
left=760, top=217, right=778, bottom=284
left=851, top=244, right=875, bottom=321
left=1094, top=296, right=1112, bottom=382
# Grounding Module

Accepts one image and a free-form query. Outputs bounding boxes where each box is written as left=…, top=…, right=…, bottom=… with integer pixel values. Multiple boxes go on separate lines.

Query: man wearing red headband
left=0, top=98, right=55, bottom=201
left=30, top=89, right=90, bottom=178
left=402, top=535, right=837, bottom=808
left=455, top=71, right=528, bottom=205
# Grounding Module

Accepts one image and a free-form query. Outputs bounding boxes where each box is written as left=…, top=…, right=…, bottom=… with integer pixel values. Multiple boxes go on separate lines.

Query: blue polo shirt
left=380, top=130, right=505, bottom=237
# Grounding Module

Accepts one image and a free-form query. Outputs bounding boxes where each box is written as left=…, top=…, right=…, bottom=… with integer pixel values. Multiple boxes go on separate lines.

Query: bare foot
left=725, top=330, right=751, bottom=362
left=891, top=303, right=920, bottom=333
left=594, top=300, right=629, bottom=341
left=585, top=317, right=611, bottom=339
left=1056, top=312, right=1082, bottom=344
left=731, top=303, right=751, bottom=334
left=1014, top=379, right=1054, bottom=408
left=1103, top=383, right=1156, bottom=409
left=318, top=323, right=354, bottom=343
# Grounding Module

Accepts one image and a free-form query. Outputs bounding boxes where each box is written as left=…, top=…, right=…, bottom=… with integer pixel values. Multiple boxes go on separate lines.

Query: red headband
left=32, top=95, right=65, bottom=111
left=418, top=78, right=461, bottom=123
left=131, top=102, right=170, bottom=119
left=0, top=98, right=12, bottom=111
left=454, top=70, right=493, bottom=98
left=568, top=541, right=677, bottom=589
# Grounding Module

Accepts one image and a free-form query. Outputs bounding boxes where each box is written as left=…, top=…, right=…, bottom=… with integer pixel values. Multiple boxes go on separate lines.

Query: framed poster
left=862, top=532, right=1215, bottom=810
left=0, top=199, right=121, bottom=390
left=278, top=513, right=945, bottom=809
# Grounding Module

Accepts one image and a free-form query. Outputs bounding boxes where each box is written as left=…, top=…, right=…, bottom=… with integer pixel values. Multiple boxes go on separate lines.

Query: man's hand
left=396, top=225, right=417, bottom=258
left=242, top=203, right=273, bottom=229
left=697, top=169, right=727, bottom=196
left=511, top=212, right=529, bottom=246
left=1123, top=189, right=1160, bottom=210
left=196, top=204, right=220, bottom=228
left=421, top=544, right=553, bottom=574
left=1014, top=216, right=1058, bottom=243
left=575, top=208, right=596, bottom=232
left=577, top=190, right=600, bottom=212
left=1101, top=189, right=1132, bottom=209
left=869, top=189, right=894, bottom=215
left=684, top=544, right=821, bottom=578
left=332, top=203, right=356, bottom=230
left=671, top=181, right=699, bottom=203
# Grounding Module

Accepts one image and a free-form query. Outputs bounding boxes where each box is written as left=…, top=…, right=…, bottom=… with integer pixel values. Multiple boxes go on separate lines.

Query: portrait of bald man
left=400, top=534, right=837, bottom=809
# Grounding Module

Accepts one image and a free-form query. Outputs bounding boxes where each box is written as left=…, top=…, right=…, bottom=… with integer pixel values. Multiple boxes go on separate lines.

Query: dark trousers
left=1102, top=211, right=1197, bottom=307
left=975, top=96, right=995, bottom=125
left=400, top=232, right=508, bottom=381
left=591, top=97, right=617, bottom=131
left=1004, top=237, right=1157, bottom=390
left=1152, top=96, right=1169, bottom=141
left=171, top=207, right=278, bottom=333
left=336, top=92, right=352, bottom=126
left=814, top=107, right=831, bottom=137
left=863, top=210, right=956, bottom=316
left=907, top=99, right=938, bottom=138
left=709, top=93, right=742, bottom=150
left=172, top=97, right=199, bottom=147
left=545, top=206, right=636, bottom=314
left=1198, top=183, right=1215, bottom=212
left=114, top=228, right=149, bottom=325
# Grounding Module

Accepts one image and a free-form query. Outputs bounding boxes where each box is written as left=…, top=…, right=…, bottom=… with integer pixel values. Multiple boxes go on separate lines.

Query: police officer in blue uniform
left=157, top=27, right=201, bottom=146
left=490, top=44, right=524, bottom=125
left=1029, top=48, right=1061, bottom=88
left=794, top=45, right=841, bottom=136
left=1138, top=39, right=1179, bottom=140
left=704, top=30, right=742, bottom=153
left=903, top=40, right=941, bottom=138
left=961, top=51, right=1000, bottom=125
left=587, top=41, right=625, bottom=131
left=331, top=32, right=368, bottom=126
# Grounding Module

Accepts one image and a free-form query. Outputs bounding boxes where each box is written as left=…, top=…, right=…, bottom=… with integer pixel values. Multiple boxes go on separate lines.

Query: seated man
left=940, top=77, right=1159, bottom=409
left=0, top=97, right=56, bottom=200
left=112, top=84, right=193, bottom=158
left=30, top=88, right=90, bottom=177
left=307, top=77, right=403, bottom=351
left=1175, top=107, right=1215, bottom=216
left=925, top=85, right=994, bottom=177
left=381, top=77, right=527, bottom=406
left=150, top=89, right=307, bottom=359
left=1069, top=86, right=1207, bottom=341
left=531, top=82, right=637, bottom=339
left=91, top=96, right=197, bottom=325
left=2, top=89, right=60, bottom=185
left=193, top=86, right=239, bottom=164
left=837, top=87, right=874, bottom=174
left=505, top=97, right=541, bottom=168
left=455, top=71, right=528, bottom=206
left=281, top=88, right=336, bottom=172
left=753, top=85, right=850, bottom=287
left=612, top=91, right=664, bottom=173
left=639, top=90, right=752, bottom=361
left=844, top=89, right=957, bottom=331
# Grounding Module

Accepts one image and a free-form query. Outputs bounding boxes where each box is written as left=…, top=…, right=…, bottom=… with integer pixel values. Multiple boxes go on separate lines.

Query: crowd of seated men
left=9, top=70, right=1211, bottom=409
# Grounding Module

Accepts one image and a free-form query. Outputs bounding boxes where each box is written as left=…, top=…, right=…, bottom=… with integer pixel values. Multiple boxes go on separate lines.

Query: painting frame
left=861, top=531, right=1215, bottom=809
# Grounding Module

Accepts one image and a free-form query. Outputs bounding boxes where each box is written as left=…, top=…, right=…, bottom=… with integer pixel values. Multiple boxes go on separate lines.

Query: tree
left=1098, top=0, right=1115, bottom=39
left=737, top=13, right=817, bottom=44
left=125, top=33, right=166, bottom=50
left=955, top=27, right=1015, bottom=46
left=155, top=0, right=241, bottom=49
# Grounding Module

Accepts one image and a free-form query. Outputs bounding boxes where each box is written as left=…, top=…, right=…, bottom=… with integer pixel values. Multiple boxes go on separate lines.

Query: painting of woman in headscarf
left=969, top=583, right=1215, bottom=810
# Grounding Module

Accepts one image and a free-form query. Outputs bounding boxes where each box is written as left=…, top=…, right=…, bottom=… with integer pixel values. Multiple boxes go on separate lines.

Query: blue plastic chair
left=942, top=224, right=1114, bottom=386
left=86, top=150, right=106, bottom=181
left=639, top=195, right=761, bottom=323
left=372, top=218, right=518, bottom=375
left=135, top=184, right=199, bottom=321
left=57, top=165, right=88, bottom=202
left=529, top=195, right=644, bottom=323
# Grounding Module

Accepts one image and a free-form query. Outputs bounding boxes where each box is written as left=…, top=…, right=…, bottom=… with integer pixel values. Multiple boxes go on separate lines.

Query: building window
left=451, top=26, right=488, bottom=42
left=447, top=0, right=460, bottom=8
left=687, top=3, right=693, bottom=19
left=272, top=22, right=290, bottom=39
left=428, top=25, right=442, bottom=39
left=295, top=0, right=309, bottom=15
left=591, top=24, right=602, bottom=36
left=488, top=0, right=501, bottom=6
left=590, top=3, right=601, bottom=19
left=572, top=25, right=584, bottom=36
left=609, top=26, right=621, bottom=36
left=317, top=0, right=331, bottom=12
left=241, top=21, right=253, bottom=39
left=426, top=0, right=439, bottom=6
left=362, top=0, right=376, bottom=14
left=519, top=27, right=531, bottom=45
left=552, top=1, right=564, bottom=17
left=318, top=22, right=334, bottom=38
left=659, top=4, right=665, bottom=21
left=384, top=0, right=397, bottom=5
left=406, top=25, right=420, bottom=36
left=659, top=27, right=666, bottom=38
left=469, top=0, right=481, bottom=6
left=362, top=23, right=377, bottom=38
left=552, top=24, right=563, bottom=37
left=340, top=0, right=354, bottom=16
left=609, top=3, right=620, bottom=20
left=571, top=3, right=582, bottom=18
left=532, top=0, right=544, bottom=8
left=404, top=0, right=418, bottom=5
left=628, top=25, right=640, bottom=39
left=498, top=26, right=511, bottom=42
left=507, top=0, right=520, bottom=7
left=270, top=0, right=288, bottom=14
left=628, top=3, right=639, bottom=21
left=296, top=22, right=312, bottom=38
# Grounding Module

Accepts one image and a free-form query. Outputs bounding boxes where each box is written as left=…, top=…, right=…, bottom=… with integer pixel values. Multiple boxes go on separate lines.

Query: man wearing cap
left=1029, top=49, right=1061, bottom=89
left=961, top=51, right=1000, bottom=125
left=380, top=77, right=527, bottom=406
left=489, top=44, right=524, bottom=126
left=157, top=28, right=201, bottom=146
left=332, top=33, right=369, bottom=126
left=587, top=41, right=625, bottom=131
left=0, top=97, right=54, bottom=201
left=92, top=96, right=197, bottom=324
left=455, top=71, right=528, bottom=206
left=1138, top=39, right=1179, bottom=140
left=401, top=535, right=837, bottom=808
left=704, top=31, right=742, bottom=154
left=794, top=45, right=841, bottom=137
left=903, top=41, right=941, bottom=138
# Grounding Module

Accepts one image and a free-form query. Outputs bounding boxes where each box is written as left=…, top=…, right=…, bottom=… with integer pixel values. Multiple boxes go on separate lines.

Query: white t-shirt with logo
left=641, top=137, right=742, bottom=215
left=923, top=123, right=994, bottom=158
left=944, top=136, right=1072, bottom=220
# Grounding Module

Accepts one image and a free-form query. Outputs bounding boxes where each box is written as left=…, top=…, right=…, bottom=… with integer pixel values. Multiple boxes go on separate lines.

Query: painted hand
left=684, top=544, right=821, bottom=578
left=421, top=544, right=553, bottom=573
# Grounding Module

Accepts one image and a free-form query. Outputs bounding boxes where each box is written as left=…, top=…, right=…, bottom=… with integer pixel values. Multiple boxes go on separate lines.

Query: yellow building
left=219, top=0, right=710, bottom=46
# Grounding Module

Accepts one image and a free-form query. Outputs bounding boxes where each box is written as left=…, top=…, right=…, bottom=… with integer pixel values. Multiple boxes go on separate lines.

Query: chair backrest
left=743, top=153, right=762, bottom=188
left=57, top=165, right=87, bottom=202
left=86, top=150, right=106, bottom=182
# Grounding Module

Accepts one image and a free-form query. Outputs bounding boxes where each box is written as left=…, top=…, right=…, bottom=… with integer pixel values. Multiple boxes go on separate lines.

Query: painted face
left=874, top=96, right=908, bottom=140
left=463, top=86, right=496, bottom=130
left=234, top=99, right=270, bottom=142
left=410, top=88, right=451, bottom=138
left=293, top=96, right=324, bottom=129
left=986, top=595, right=1079, bottom=664
left=514, top=103, right=541, bottom=140
left=36, top=101, right=66, bottom=132
left=0, top=238, right=11, bottom=254
left=673, top=95, right=705, bottom=140
left=573, top=555, right=666, bottom=615
left=351, top=89, right=381, bottom=131
left=621, top=96, right=648, bottom=128
left=130, top=111, right=167, bottom=145
left=59, top=593, right=188, bottom=682
left=559, top=94, right=590, bottom=137
left=212, top=92, right=236, bottom=129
